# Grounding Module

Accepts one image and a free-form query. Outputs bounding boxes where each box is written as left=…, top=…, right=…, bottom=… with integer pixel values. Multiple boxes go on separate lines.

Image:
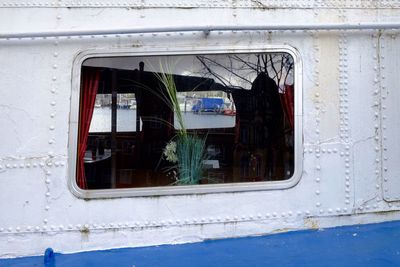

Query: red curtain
left=280, top=84, right=294, bottom=129
left=77, top=67, right=101, bottom=189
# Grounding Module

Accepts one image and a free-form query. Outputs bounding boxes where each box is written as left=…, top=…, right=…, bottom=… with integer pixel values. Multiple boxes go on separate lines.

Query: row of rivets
left=42, top=36, right=61, bottom=222
left=372, top=32, right=384, bottom=205
left=1, top=1, right=399, bottom=8
left=0, top=208, right=357, bottom=234
left=380, top=33, right=391, bottom=200
left=338, top=32, right=349, bottom=142
left=0, top=158, right=65, bottom=170
left=338, top=32, right=352, bottom=206
left=304, top=148, right=339, bottom=154
left=311, top=24, right=323, bottom=210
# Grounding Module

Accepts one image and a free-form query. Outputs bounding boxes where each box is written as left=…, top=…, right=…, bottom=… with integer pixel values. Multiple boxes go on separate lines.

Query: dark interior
left=80, top=63, right=294, bottom=189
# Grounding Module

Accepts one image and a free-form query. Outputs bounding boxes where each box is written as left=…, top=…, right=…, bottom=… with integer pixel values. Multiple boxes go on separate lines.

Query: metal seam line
left=1, top=23, right=400, bottom=39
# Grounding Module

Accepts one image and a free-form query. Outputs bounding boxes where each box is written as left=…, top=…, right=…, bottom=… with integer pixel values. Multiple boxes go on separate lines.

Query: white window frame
left=68, top=45, right=303, bottom=199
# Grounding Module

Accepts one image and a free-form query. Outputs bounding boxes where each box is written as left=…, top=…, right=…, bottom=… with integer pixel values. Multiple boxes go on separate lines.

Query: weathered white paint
left=0, top=0, right=400, bottom=258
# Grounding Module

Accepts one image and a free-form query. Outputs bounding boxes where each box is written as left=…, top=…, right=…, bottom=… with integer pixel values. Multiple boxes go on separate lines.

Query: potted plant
left=156, top=66, right=207, bottom=185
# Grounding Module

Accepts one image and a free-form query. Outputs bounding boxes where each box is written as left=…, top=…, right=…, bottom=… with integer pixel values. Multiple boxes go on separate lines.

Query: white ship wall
left=0, top=0, right=400, bottom=258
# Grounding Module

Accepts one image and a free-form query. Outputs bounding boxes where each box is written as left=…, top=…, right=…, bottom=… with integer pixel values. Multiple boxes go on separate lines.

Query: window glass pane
left=89, top=94, right=141, bottom=132
left=174, top=91, right=235, bottom=130
left=78, top=52, right=295, bottom=190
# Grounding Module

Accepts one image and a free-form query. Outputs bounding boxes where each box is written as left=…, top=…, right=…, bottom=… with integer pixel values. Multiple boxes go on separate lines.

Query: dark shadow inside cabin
left=79, top=60, right=294, bottom=189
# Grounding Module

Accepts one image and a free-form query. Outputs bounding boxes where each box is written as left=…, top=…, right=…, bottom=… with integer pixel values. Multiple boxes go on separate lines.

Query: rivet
left=45, top=206, right=50, bottom=211
left=316, top=202, right=321, bottom=207
left=46, top=192, right=50, bottom=197
left=316, top=178, right=321, bottom=183
left=49, top=126, right=55, bottom=130
left=45, top=179, right=51, bottom=184
left=315, top=190, right=320, bottom=195
left=44, top=219, right=48, bottom=224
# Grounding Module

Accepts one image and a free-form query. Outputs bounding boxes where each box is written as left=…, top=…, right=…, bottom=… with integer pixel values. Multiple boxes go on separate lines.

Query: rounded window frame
left=68, top=45, right=303, bottom=199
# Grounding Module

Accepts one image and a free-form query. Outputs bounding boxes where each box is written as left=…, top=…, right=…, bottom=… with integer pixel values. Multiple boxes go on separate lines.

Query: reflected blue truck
left=191, top=98, right=224, bottom=113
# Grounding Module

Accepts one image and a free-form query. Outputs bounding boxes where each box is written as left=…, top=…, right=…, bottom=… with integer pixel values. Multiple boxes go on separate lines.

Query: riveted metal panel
left=381, top=31, right=400, bottom=202
left=0, top=2, right=400, bottom=259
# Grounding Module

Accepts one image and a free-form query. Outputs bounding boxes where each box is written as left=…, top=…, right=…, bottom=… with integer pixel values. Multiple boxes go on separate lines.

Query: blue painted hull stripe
left=1, top=220, right=400, bottom=267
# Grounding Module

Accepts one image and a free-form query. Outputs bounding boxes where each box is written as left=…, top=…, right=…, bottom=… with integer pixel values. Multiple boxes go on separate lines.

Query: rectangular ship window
left=73, top=52, right=298, bottom=195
